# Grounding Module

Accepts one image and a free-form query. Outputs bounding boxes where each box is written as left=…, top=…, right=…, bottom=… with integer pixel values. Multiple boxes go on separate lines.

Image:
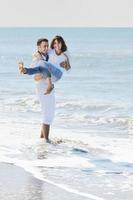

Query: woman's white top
left=48, top=49, right=70, bottom=73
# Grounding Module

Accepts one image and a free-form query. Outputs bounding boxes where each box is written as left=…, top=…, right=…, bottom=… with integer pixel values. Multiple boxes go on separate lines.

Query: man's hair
left=37, top=38, right=48, bottom=46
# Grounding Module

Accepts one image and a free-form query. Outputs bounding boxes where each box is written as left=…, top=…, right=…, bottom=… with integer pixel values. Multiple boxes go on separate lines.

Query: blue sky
left=0, top=0, right=132, bottom=27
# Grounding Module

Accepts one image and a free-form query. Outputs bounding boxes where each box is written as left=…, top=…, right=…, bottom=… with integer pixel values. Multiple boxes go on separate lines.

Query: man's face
left=38, top=41, right=49, bottom=54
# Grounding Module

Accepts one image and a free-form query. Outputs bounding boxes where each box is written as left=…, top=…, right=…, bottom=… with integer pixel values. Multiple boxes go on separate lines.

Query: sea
left=0, top=28, right=133, bottom=200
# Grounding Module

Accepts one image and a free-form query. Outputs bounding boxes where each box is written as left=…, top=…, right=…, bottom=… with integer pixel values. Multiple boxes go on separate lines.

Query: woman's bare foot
left=44, top=84, right=54, bottom=95
left=18, top=62, right=26, bottom=74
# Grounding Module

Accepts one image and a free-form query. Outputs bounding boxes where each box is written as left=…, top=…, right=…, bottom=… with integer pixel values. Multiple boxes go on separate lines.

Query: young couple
left=19, top=35, right=71, bottom=95
left=18, top=36, right=71, bottom=142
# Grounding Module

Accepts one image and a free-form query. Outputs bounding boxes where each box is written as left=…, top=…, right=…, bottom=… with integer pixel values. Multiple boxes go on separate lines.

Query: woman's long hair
left=50, top=35, right=67, bottom=52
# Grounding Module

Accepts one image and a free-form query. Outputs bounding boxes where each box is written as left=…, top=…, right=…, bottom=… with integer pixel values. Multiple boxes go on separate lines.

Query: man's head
left=37, top=38, right=49, bottom=55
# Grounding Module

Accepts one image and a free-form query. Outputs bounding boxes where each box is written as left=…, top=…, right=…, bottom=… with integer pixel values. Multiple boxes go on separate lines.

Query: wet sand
left=0, top=162, right=89, bottom=200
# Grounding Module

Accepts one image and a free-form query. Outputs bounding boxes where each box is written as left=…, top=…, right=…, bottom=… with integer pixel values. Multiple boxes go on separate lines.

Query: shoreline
left=0, top=162, right=89, bottom=200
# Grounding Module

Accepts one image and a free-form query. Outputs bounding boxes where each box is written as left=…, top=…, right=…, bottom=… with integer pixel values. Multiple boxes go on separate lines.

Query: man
left=19, top=38, right=68, bottom=142
left=32, top=38, right=53, bottom=141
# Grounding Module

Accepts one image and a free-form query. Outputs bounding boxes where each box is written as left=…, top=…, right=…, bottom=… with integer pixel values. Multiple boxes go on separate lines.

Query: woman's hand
left=60, top=52, right=71, bottom=71
left=34, top=74, right=44, bottom=81
left=60, top=61, right=71, bottom=71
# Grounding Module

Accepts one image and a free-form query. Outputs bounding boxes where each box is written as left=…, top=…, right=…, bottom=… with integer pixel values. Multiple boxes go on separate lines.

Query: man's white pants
left=36, top=79, right=55, bottom=125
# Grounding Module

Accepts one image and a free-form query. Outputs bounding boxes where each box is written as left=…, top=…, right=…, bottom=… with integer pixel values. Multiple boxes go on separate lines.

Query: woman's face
left=53, top=39, right=62, bottom=52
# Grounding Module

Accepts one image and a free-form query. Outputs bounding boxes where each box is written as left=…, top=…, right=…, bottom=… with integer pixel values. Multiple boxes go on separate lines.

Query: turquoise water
left=1, top=28, right=133, bottom=132
left=0, top=28, right=133, bottom=200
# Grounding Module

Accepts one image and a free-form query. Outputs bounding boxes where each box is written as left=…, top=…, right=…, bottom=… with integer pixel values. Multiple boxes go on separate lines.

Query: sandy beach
left=0, top=162, right=90, bottom=200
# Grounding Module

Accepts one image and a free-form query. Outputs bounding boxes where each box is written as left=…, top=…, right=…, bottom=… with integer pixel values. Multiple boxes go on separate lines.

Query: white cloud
left=0, top=0, right=132, bottom=26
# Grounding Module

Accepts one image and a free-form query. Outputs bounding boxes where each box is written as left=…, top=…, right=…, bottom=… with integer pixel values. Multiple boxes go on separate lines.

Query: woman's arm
left=63, top=52, right=71, bottom=71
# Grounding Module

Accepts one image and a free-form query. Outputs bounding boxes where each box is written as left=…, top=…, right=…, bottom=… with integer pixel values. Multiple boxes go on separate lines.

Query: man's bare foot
left=18, top=62, right=26, bottom=74
left=44, top=84, right=54, bottom=95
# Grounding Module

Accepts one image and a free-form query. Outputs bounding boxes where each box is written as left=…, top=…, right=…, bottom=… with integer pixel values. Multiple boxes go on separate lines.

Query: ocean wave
left=0, top=96, right=40, bottom=112
left=1, top=96, right=132, bottom=128
left=72, top=49, right=133, bottom=58
left=1, top=96, right=124, bottom=112
left=55, top=113, right=130, bottom=128
left=56, top=100, right=126, bottom=112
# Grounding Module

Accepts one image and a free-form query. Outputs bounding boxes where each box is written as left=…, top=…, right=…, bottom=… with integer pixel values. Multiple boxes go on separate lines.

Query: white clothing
left=29, top=56, right=55, bottom=125
left=48, top=49, right=69, bottom=73
left=36, top=79, right=55, bottom=125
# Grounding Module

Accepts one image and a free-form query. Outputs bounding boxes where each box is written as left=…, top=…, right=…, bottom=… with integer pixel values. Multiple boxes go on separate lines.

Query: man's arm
left=32, top=52, right=44, bottom=81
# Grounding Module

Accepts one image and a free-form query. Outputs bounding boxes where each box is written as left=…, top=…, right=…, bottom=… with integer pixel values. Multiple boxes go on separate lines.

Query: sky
left=0, top=0, right=132, bottom=27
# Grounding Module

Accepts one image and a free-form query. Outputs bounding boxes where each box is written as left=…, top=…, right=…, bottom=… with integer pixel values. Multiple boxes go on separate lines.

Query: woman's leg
left=25, top=62, right=62, bottom=80
left=18, top=61, right=62, bottom=81
left=24, top=66, right=51, bottom=78
left=45, top=62, right=63, bottom=80
left=44, top=77, right=54, bottom=95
